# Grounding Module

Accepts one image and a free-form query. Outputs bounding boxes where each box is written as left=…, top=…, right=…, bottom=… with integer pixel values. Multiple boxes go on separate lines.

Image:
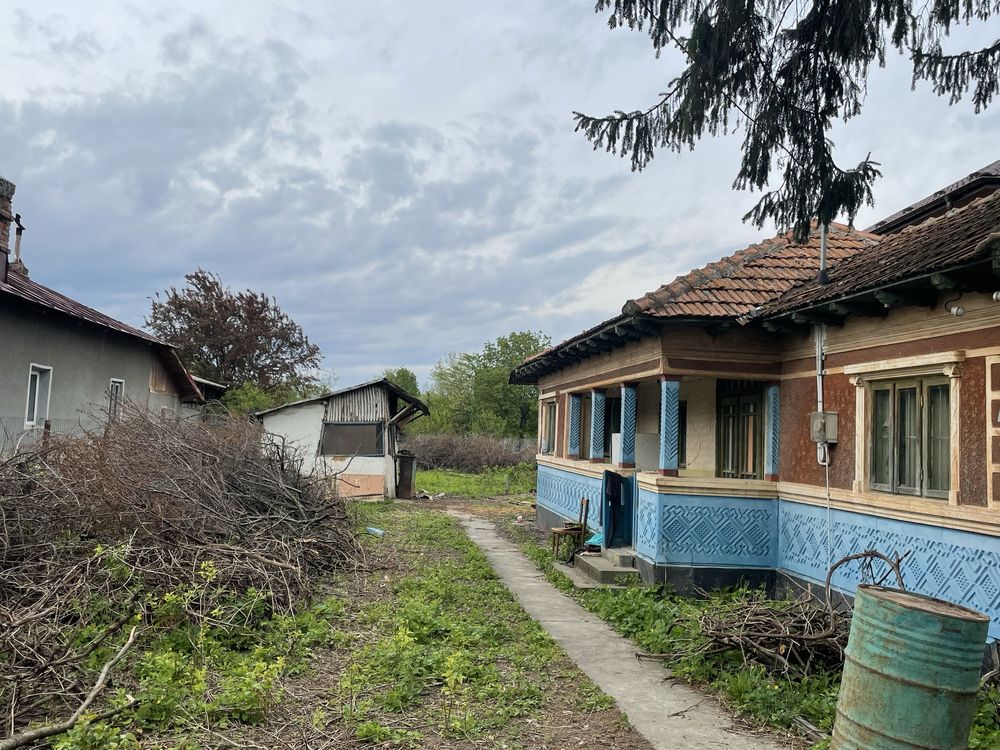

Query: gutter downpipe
left=816, top=222, right=832, bottom=566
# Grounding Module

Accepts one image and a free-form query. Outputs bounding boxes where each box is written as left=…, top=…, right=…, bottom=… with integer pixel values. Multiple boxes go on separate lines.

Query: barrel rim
left=857, top=585, right=990, bottom=623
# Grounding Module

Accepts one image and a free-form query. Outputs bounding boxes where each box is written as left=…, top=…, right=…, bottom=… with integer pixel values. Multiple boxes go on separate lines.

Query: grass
left=416, top=462, right=535, bottom=498
left=496, top=515, right=1000, bottom=750
left=46, top=503, right=652, bottom=750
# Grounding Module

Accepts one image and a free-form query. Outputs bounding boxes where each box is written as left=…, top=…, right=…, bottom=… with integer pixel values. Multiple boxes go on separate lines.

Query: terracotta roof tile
left=765, top=189, right=1000, bottom=316
left=623, top=223, right=879, bottom=319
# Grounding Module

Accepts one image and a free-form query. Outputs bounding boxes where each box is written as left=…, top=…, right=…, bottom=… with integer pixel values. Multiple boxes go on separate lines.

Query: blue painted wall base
left=536, top=463, right=1000, bottom=639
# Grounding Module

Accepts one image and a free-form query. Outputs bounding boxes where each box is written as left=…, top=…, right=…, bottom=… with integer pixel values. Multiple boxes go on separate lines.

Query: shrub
left=404, top=433, right=534, bottom=473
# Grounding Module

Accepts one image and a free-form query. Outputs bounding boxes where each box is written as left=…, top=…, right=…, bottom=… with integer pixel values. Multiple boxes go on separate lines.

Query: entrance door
left=602, top=470, right=633, bottom=548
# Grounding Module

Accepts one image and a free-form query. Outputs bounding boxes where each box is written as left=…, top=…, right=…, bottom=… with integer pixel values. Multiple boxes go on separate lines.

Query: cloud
left=2, top=1, right=999, bottom=386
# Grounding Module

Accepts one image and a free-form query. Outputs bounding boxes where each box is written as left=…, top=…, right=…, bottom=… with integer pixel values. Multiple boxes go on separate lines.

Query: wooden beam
left=874, top=289, right=936, bottom=308
left=792, top=311, right=844, bottom=327
left=930, top=273, right=960, bottom=291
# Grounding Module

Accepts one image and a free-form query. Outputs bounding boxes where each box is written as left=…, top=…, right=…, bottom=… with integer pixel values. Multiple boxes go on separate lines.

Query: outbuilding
left=256, top=378, right=429, bottom=498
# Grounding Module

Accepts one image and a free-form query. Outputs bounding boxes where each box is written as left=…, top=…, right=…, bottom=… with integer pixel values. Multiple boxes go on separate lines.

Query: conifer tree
left=574, top=0, right=999, bottom=238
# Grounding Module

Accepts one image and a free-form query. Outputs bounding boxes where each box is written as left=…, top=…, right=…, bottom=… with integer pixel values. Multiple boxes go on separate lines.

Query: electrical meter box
left=809, top=411, right=838, bottom=444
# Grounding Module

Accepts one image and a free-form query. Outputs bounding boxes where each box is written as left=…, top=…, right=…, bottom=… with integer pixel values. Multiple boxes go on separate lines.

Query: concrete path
left=451, top=511, right=787, bottom=750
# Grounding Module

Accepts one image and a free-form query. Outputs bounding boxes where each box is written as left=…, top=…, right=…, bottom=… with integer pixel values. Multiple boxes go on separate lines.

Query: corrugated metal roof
left=1, top=268, right=204, bottom=403
left=255, top=378, right=430, bottom=419
left=765, top=189, right=1000, bottom=316
left=1, top=269, right=164, bottom=345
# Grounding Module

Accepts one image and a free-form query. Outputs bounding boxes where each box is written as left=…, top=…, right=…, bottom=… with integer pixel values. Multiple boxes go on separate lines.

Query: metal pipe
left=13, top=213, right=24, bottom=262
left=815, top=322, right=829, bottom=466
left=817, top=222, right=829, bottom=285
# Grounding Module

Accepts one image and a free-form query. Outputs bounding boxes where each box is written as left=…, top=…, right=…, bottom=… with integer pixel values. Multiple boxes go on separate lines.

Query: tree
left=412, top=331, right=551, bottom=437
left=147, top=269, right=322, bottom=394
left=382, top=367, right=421, bottom=398
left=574, top=1, right=999, bottom=239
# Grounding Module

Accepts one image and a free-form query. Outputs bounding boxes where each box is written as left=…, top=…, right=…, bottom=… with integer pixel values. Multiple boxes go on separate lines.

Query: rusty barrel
left=831, top=585, right=989, bottom=749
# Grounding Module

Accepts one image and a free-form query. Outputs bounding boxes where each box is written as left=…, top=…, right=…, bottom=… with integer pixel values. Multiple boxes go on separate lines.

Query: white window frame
left=24, top=363, right=53, bottom=429
left=108, top=378, right=125, bottom=422
left=848, top=353, right=962, bottom=505
left=540, top=400, right=557, bottom=455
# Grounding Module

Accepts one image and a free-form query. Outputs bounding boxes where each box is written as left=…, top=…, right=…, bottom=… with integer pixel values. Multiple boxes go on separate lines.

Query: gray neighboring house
left=0, top=176, right=203, bottom=452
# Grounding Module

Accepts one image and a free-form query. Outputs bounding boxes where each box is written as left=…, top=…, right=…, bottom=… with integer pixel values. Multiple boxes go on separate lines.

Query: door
left=602, top=470, right=633, bottom=548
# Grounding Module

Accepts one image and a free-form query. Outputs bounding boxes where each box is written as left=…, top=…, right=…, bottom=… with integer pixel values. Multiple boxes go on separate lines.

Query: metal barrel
left=831, top=585, right=990, bottom=750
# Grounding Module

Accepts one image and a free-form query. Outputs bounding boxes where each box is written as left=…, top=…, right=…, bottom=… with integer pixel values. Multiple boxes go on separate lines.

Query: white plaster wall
left=318, top=456, right=385, bottom=476
left=261, top=402, right=326, bottom=474
left=680, top=377, right=716, bottom=477
left=635, top=433, right=658, bottom=471
left=637, top=381, right=660, bottom=433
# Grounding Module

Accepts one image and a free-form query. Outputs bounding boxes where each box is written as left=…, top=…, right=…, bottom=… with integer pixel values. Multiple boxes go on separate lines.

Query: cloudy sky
left=3, top=2, right=998, bottom=386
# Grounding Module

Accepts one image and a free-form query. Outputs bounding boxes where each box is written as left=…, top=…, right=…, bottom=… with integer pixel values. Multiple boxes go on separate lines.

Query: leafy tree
left=574, top=0, right=999, bottom=239
left=412, top=331, right=550, bottom=437
left=147, top=270, right=322, bottom=394
left=382, top=367, right=421, bottom=398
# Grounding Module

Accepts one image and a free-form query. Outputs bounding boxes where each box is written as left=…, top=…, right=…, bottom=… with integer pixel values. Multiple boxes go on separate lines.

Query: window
left=25, top=364, right=52, bottom=428
left=870, top=378, right=949, bottom=498
left=717, top=380, right=763, bottom=479
left=320, top=422, right=384, bottom=457
left=541, top=402, right=556, bottom=454
left=108, top=379, right=125, bottom=422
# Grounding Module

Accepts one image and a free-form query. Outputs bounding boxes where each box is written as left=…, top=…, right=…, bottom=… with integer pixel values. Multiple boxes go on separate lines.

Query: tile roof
left=623, top=223, right=879, bottom=319
left=765, top=189, right=1000, bottom=317
left=867, top=158, right=1000, bottom=235
left=1, top=269, right=164, bottom=345
left=511, top=223, right=877, bottom=381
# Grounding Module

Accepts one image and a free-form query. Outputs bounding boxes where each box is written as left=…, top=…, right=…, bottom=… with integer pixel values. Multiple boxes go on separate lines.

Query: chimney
left=0, top=176, right=13, bottom=284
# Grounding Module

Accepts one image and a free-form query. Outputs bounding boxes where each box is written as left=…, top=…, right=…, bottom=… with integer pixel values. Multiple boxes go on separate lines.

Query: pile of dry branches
left=691, top=551, right=907, bottom=677
left=0, top=404, right=362, bottom=741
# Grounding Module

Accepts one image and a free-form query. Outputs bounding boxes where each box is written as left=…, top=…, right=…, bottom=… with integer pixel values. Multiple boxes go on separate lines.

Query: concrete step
left=574, top=553, right=639, bottom=585
left=602, top=548, right=636, bottom=568
left=553, top=561, right=624, bottom=590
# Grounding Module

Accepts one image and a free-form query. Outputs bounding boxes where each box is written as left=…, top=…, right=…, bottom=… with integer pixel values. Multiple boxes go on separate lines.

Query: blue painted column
left=620, top=382, right=637, bottom=468
left=765, top=382, right=781, bottom=481
left=568, top=394, right=582, bottom=458
left=659, top=376, right=680, bottom=476
left=590, top=389, right=606, bottom=462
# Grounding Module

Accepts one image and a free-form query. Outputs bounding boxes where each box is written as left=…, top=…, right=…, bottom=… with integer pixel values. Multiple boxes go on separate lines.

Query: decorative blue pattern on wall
left=635, top=488, right=661, bottom=562
left=621, top=384, right=637, bottom=465
left=568, top=394, right=582, bottom=457
left=659, top=379, right=680, bottom=472
left=590, top=390, right=605, bottom=461
left=660, top=496, right=777, bottom=567
left=765, top=384, right=780, bottom=477
left=779, top=500, right=1000, bottom=638
left=536, top=464, right=603, bottom=529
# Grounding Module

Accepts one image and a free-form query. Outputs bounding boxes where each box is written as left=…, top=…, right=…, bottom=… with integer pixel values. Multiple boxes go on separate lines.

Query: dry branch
left=0, top=405, right=362, bottom=736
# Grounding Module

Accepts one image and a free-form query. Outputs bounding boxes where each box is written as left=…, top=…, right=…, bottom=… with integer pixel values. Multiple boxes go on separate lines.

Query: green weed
left=415, top=463, right=535, bottom=497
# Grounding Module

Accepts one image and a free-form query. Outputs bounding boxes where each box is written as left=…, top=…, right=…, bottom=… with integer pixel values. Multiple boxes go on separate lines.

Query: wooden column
left=764, top=382, right=781, bottom=481
left=568, top=393, right=582, bottom=458
left=620, top=382, right=637, bottom=468
left=659, top=376, right=680, bottom=476
left=590, top=388, right=606, bottom=462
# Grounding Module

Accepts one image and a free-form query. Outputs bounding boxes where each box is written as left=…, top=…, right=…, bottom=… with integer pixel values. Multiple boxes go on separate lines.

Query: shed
left=256, top=378, right=429, bottom=498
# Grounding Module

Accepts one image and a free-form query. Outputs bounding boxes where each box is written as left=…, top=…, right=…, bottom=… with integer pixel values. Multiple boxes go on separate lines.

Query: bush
left=404, top=433, right=534, bottom=473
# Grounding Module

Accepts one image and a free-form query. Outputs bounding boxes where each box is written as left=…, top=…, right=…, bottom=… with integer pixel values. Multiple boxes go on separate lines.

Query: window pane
left=872, top=388, right=892, bottom=487
left=927, top=384, right=950, bottom=493
left=719, top=400, right=738, bottom=478
left=896, top=387, right=919, bottom=491
left=740, top=400, right=759, bottom=477
left=321, top=423, right=383, bottom=456
left=26, top=372, right=38, bottom=423
left=544, top=404, right=556, bottom=454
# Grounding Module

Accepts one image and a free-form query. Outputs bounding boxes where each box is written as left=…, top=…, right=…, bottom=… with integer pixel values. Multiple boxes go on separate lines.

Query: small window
left=109, top=379, right=125, bottom=422
left=869, top=378, right=950, bottom=499
left=25, top=364, right=52, bottom=427
left=541, top=402, right=556, bottom=454
left=321, top=422, right=384, bottom=457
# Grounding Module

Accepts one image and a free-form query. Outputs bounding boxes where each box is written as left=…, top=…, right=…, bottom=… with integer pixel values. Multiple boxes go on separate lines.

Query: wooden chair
left=551, top=497, right=590, bottom=558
